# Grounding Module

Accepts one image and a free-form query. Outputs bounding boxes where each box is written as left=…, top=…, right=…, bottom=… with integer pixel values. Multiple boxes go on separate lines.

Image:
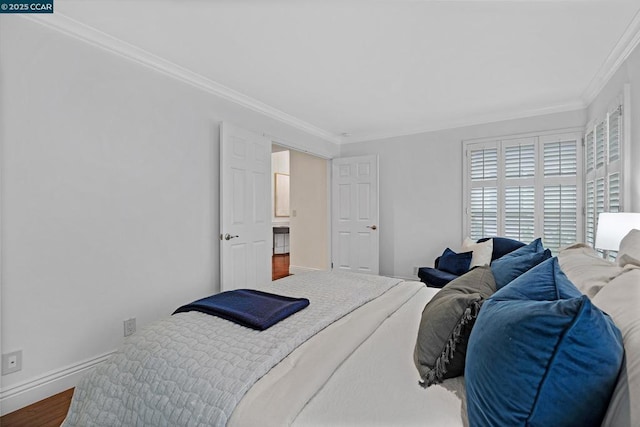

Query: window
left=464, top=131, right=582, bottom=254
left=584, top=104, right=624, bottom=259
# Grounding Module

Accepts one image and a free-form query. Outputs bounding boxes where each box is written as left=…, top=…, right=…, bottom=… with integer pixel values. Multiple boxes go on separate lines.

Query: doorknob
left=221, top=233, right=239, bottom=240
left=366, top=225, right=378, bottom=230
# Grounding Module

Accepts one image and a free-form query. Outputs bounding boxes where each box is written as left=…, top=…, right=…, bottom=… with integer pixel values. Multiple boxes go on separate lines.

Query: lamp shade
left=595, top=212, right=640, bottom=251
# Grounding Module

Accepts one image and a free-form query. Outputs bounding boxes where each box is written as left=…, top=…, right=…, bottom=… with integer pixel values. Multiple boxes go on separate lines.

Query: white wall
left=585, top=41, right=640, bottom=212
left=339, top=109, right=586, bottom=279
left=0, top=18, right=216, bottom=411
left=289, top=151, right=329, bottom=273
left=0, top=17, right=338, bottom=413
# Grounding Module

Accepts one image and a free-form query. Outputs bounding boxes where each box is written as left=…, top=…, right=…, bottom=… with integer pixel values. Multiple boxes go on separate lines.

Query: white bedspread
left=230, top=282, right=467, bottom=427
left=229, top=280, right=426, bottom=426
left=62, top=271, right=402, bottom=427
left=294, top=285, right=467, bottom=427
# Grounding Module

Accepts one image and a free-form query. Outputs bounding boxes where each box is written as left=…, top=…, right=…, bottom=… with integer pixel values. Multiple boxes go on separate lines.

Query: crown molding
left=342, top=101, right=586, bottom=144
left=582, top=8, right=640, bottom=104
left=21, top=9, right=633, bottom=147
left=23, top=13, right=342, bottom=145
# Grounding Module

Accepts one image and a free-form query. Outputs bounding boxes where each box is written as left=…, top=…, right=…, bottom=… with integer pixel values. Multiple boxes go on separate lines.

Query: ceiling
left=50, top=1, right=640, bottom=143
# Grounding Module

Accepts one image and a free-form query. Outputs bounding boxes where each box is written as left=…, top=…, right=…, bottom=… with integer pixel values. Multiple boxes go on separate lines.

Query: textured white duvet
left=62, top=272, right=403, bottom=427
left=229, top=280, right=429, bottom=426
left=294, top=284, right=468, bottom=427
left=231, top=282, right=467, bottom=426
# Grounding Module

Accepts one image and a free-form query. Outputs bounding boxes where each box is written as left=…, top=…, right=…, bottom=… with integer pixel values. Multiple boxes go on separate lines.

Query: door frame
left=268, top=139, right=334, bottom=274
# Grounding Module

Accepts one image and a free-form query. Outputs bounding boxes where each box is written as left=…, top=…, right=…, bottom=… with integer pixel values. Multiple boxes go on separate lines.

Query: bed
left=62, top=232, right=640, bottom=427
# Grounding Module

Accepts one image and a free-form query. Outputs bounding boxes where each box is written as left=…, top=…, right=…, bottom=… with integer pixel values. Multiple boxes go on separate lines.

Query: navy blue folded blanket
left=173, top=289, right=310, bottom=330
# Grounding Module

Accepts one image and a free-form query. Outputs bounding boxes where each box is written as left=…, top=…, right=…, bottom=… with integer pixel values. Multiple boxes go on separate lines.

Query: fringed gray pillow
left=414, top=266, right=496, bottom=387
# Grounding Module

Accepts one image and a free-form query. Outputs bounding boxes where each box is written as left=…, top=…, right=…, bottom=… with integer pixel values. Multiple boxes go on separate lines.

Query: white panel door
left=220, top=122, right=271, bottom=291
left=331, top=155, right=379, bottom=274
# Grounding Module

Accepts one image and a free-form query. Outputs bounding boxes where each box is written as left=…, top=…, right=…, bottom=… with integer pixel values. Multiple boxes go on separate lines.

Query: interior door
left=220, top=122, right=271, bottom=291
left=331, top=154, right=379, bottom=274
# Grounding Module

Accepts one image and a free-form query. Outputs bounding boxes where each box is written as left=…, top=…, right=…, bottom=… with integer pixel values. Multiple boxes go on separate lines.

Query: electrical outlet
left=2, top=350, right=22, bottom=375
left=413, top=266, right=419, bottom=275
left=123, top=318, right=136, bottom=337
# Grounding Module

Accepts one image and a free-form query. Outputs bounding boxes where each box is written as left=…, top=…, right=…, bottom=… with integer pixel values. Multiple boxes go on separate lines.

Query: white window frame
left=462, top=128, right=584, bottom=252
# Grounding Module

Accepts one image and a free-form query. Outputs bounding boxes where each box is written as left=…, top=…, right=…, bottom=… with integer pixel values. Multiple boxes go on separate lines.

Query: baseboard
left=288, top=265, right=323, bottom=275
left=0, top=350, right=115, bottom=415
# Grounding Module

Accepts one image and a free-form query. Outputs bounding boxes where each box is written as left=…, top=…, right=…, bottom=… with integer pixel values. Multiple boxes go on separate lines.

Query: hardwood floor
left=2, top=254, right=290, bottom=426
left=0, top=388, right=73, bottom=427
left=272, top=253, right=291, bottom=280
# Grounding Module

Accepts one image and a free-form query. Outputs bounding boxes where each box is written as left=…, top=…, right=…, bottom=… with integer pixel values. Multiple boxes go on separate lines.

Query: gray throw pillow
left=414, top=266, right=496, bottom=387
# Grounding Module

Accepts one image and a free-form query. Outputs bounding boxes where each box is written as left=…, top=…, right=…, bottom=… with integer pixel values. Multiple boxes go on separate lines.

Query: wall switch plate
left=123, top=318, right=136, bottom=337
left=2, top=350, right=22, bottom=375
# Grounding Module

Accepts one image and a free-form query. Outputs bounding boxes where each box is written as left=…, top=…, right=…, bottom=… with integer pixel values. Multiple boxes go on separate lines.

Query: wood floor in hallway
left=272, top=253, right=290, bottom=280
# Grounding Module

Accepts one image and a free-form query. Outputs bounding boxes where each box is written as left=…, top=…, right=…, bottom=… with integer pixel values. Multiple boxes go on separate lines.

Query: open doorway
left=271, top=144, right=329, bottom=280
left=271, top=145, right=290, bottom=279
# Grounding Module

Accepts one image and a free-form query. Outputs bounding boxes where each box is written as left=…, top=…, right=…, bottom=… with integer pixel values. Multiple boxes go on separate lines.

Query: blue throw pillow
left=477, top=237, right=526, bottom=261
left=437, top=248, right=472, bottom=276
left=495, top=237, right=543, bottom=261
left=466, top=258, right=624, bottom=427
left=494, top=257, right=580, bottom=301
left=491, top=248, right=552, bottom=289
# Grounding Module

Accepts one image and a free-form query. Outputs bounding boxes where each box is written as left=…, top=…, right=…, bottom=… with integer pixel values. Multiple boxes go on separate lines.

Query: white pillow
left=592, top=269, right=640, bottom=427
left=461, top=237, right=493, bottom=268
left=558, top=244, right=625, bottom=298
left=618, top=229, right=640, bottom=268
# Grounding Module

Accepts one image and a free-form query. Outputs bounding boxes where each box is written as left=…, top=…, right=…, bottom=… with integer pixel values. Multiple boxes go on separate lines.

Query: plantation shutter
left=468, top=145, right=498, bottom=240
left=595, top=122, right=606, bottom=169
left=585, top=131, right=595, bottom=173
left=596, top=178, right=605, bottom=215
left=609, top=108, right=621, bottom=162
left=585, top=180, right=595, bottom=246
left=470, top=147, right=498, bottom=180
left=464, top=132, right=581, bottom=254
left=584, top=104, right=624, bottom=252
left=470, top=187, right=498, bottom=239
left=543, top=185, right=578, bottom=251
left=503, top=141, right=536, bottom=242
left=543, top=140, right=577, bottom=177
left=541, top=137, right=579, bottom=252
left=609, top=173, right=621, bottom=213
left=505, top=144, right=535, bottom=178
